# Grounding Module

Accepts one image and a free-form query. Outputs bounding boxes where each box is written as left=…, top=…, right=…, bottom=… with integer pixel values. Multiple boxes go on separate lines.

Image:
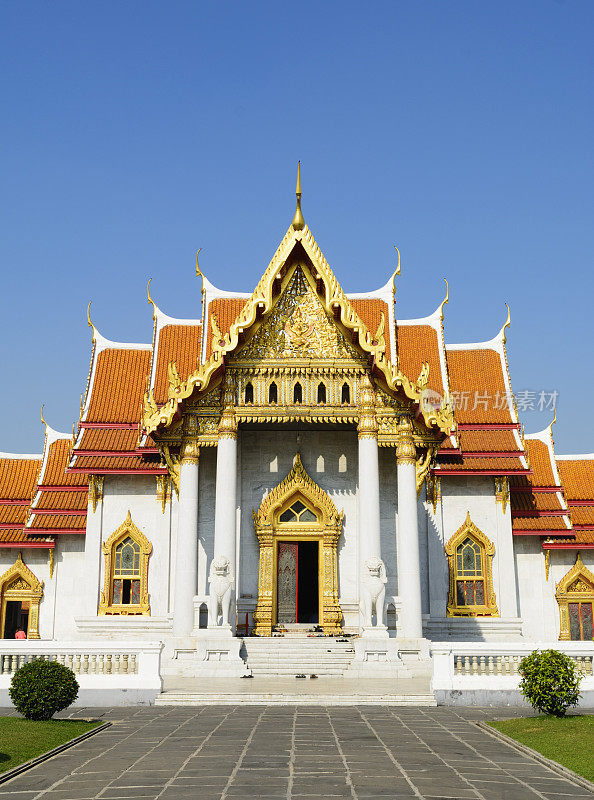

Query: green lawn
left=488, top=716, right=594, bottom=782
left=0, top=717, right=100, bottom=774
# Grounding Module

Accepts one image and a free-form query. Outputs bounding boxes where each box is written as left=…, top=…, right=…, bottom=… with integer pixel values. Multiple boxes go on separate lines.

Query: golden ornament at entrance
left=252, top=455, right=343, bottom=636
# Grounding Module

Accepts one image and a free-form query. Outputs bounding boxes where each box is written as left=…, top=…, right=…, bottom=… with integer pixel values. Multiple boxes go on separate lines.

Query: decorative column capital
left=396, top=415, right=416, bottom=465
left=181, top=414, right=200, bottom=464
left=357, top=373, right=378, bottom=439
left=218, top=373, right=238, bottom=440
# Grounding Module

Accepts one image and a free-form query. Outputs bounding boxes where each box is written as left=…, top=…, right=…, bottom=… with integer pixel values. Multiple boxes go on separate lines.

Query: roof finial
left=40, top=404, right=46, bottom=427
left=393, top=246, right=401, bottom=276
left=500, top=303, right=511, bottom=344
left=439, top=278, right=450, bottom=317
left=292, top=161, right=305, bottom=231
left=551, top=407, right=557, bottom=428
left=195, top=248, right=203, bottom=278
left=87, top=301, right=97, bottom=342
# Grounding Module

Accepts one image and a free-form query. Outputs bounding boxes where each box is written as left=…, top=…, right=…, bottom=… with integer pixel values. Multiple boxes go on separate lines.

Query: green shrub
left=518, top=649, right=582, bottom=717
left=9, top=659, right=79, bottom=720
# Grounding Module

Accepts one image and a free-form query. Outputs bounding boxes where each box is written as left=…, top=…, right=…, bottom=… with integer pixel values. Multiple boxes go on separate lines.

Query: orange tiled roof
left=75, top=429, right=139, bottom=453
left=457, top=429, right=522, bottom=453
left=557, top=459, right=594, bottom=501
left=0, top=529, right=37, bottom=543
left=0, top=457, right=40, bottom=500
left=153, top=324, right=202, bottom=405
left=70, top=455, right=165, bottom=473
left=42, top=440, right=87, bottom=487
left=446, top=348, right=513, bottom=424
left=33, top=491, right=87, bottom=511
left=85, top=348, right=151, bottom=424
left=0, top=506, right=28, bottom=526
left=205, top=299, right=247, bottom=359
left=29, top=513, right=86, bottom=531
left=397, top=324, right=443, bottom=395
left=511, top=492, right=566, bottom=513
left=568, top=507, right=594, bottom=527
left=350, top=299, right=392, bottom=362
left=512, top=515, right=570, bottom=532
left=435, top=456, right=528, bottom=473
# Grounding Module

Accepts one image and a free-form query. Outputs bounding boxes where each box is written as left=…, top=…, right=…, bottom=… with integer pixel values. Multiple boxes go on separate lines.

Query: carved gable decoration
left=238, top=268, right=361, bottom=361
left=557, top=554, right=594, bottom=598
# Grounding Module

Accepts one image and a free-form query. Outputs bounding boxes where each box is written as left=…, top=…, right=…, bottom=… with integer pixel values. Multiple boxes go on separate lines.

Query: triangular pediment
left=236, top=266, right=363, bottom=362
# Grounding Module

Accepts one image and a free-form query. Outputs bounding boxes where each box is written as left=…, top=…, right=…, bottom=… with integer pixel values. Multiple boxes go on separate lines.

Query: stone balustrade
left=431, top=641, right=594, bottom=706
left=0, top=641, right=163, bottom=706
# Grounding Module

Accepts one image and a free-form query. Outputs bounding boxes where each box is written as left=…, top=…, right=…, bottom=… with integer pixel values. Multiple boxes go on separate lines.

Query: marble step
left=155, top=691, right=437, bottom=706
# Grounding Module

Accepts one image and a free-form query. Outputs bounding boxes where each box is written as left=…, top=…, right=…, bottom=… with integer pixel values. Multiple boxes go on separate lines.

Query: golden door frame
left=0, top=553, right=43, bottom=639
left=252, top=455, right=343, bottom=636
left=556, top=553, right=594, bottom=641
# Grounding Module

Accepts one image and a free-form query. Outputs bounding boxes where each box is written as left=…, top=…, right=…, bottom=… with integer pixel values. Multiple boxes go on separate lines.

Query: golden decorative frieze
left=494, top=476, right=510, bottom=514
left=416, top=448, right=435, bottom=497
left=426, top=473, right=441, bottom=514
left=218, top=374, right=238, bottom=440
left=88, top=475, right=104, bottom=513
left=161, top=445, right=181, bottom=495
left=155, top=475, right=171, bottom=513
left=396, top=416, right=416, bottom=465
left=357, top=374, right=378, bottom=440
left=142, top=222, right=456, bottom=437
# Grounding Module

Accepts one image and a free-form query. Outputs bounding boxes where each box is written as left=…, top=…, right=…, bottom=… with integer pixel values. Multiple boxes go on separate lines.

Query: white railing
left=0, top=641, right=163, bottom=705
left=432, top=642, right=594, bottom=692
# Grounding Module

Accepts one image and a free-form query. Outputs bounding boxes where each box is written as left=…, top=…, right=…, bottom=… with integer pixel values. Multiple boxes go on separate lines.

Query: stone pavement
left=0, top=705, right=591, bottom=800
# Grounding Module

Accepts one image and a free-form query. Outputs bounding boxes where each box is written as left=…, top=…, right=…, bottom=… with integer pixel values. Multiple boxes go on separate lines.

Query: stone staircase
left=241, top=636, right=356, bottom=677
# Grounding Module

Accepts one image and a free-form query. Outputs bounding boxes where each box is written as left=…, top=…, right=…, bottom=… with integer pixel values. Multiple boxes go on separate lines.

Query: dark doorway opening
left=297, top=541, right=318, bottom=624
left=3, top=601, right=29, bottom=639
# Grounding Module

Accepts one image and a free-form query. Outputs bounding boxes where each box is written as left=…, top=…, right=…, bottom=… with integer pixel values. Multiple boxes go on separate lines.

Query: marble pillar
left=396, top=415, right=424, bottom=639
left=172, top=415, right=200, bottom=637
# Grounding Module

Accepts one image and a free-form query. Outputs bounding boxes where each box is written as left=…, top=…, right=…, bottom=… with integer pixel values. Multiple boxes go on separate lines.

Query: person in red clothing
left=14, top=629, right=26, bottom=640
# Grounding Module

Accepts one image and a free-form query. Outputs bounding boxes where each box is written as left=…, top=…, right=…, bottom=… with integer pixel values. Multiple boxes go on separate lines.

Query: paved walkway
left=0, top=706, right=591, bottom=800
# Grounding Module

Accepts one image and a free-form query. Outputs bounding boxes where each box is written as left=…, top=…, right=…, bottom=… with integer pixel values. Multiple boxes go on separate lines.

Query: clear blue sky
left=1, top=1, right=592, bottom=454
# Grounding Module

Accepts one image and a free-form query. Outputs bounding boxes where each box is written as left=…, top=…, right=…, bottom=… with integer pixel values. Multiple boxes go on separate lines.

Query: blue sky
left=1, top=1, right=592, bottom=454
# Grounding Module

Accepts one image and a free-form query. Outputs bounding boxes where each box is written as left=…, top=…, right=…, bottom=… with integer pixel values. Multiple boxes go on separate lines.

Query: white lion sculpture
left=360, top=557, right=387, bottom=627
left=208, top=556, right=234, bottom=627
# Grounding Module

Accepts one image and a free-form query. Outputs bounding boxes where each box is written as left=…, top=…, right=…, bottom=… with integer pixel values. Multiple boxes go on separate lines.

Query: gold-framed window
left=556, top=554, right=594, bottom=641
left=445, top=513, right=498, bottom=617
left=99, top=511, right=152, bottom=616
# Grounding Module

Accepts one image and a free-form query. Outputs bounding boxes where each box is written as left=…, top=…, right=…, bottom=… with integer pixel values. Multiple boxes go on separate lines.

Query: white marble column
left=173, top=415, right=200, bottom=637
left=210, top=375, right=238, bottom=631
left=357, top=375, right=386, bottom=633
left=396, top=415, right=423, bottom=639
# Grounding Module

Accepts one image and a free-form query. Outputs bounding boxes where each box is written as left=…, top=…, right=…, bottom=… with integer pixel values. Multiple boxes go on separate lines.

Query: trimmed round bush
left=518, top=649, right=582, bottom=717
left=9, top=659, right=79, bottom=720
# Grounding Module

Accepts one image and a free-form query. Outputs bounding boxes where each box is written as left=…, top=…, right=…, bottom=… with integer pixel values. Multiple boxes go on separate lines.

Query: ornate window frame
left=252, top=455, right=343, bottom=636
left=556, top=553, right=594, bottom=641
left=99, top=511, right=152, bottom=616
left=445, top=512, right=498, bottom=617
left=0, top=553, right=43, bottom=639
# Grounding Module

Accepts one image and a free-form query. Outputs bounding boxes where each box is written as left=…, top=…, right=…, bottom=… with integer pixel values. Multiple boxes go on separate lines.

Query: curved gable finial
left=254, top=454, right=342, bottom=528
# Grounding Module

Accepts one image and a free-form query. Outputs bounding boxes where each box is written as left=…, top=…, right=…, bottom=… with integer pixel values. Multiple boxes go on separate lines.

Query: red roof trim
left=28, top=528, right=86, bottom=535
left=543, top=543, right=594, bottom=550
left=0, top=541, right=55, bottom=549
left=36, top=485, right=88, bottom=493
left=513, top=529, right=569, bottom=536
left=567, top=500, right=594, bottom=507
left=0, top=499, right=30, bottom=506
left=511, top=486, right=562, bottom=494
left=458, top=451, right=526, bottom=458
left=67, top=468, right=167, bottom=475
left=30, top=509, right=87, bottom=516
left=0, top=523, right=24, bottom=530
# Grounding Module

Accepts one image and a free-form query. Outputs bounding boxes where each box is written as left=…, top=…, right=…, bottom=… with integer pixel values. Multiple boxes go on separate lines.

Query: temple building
left=1, top=169, right=593, bottom=682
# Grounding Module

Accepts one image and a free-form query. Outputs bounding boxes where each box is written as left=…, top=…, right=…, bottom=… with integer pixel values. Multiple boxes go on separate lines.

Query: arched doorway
left=253, top=455, right=343, bottom=636
left=0, top=553, right=43, bottom=639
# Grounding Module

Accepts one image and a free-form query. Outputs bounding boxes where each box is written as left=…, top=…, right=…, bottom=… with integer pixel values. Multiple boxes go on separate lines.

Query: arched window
left=244, top=382, right=254, bottom=404
left=445, top=513, right=498, bottom=617
left=269, top=382, right=278, bottom=404
left=556, top=554, right=594, bottom=641
left=341, top=382, right=350, bottom=404
left=99, top=512, right=152, bottom=616
left=278, top=498, right=318, bottom=524
left=317, top=382, right=326, bottom=404
left=293, top=382, right=303, bottom=405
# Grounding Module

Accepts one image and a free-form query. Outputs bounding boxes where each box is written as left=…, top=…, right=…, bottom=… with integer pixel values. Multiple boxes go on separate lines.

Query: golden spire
left=500, top=303, right=511, bottom=344
left=40, top=404, right=46, bottom=427
left=439, top=278, right=450, bottom=317
left=292, top=161, right=305, bottom=231
left=87, top=301, right=97, bottom=343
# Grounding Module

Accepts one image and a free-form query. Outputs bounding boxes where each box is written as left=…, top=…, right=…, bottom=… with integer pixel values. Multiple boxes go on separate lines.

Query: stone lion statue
left=208, top=556, right=234, bottom=627
left=360, top=557, right=387, bottom=628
